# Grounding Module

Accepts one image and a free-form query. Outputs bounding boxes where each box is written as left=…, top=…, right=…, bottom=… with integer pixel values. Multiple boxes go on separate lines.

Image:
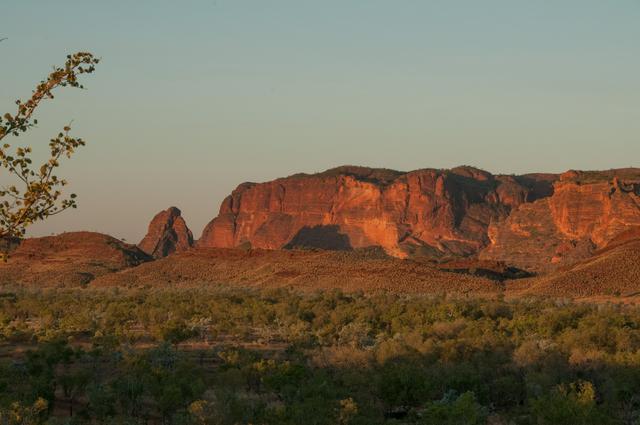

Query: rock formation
left=508, top=234, right=640, bottom=297
left=197, top=166, right=640, bottom=271
left=139, top=207, right=194, bottom=258
left=480, top=169, right=640, bottom=270
left=198, top=166, right=555, bottom=258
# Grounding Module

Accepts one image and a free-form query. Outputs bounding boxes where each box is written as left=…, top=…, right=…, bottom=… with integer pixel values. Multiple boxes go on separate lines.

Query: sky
left=1, top=1, right=639, bottom=242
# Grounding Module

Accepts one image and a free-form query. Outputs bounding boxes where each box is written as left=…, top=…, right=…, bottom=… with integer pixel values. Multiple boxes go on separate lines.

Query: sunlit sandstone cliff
left=197, top=166, right=554, bottom=258
left=195, top=166, right=640, bottom=270
left=480, top=169, right=640, bottom=270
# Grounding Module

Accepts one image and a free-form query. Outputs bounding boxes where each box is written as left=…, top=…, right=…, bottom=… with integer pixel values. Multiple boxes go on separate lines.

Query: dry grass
left=507, top=239, right=640, bottom=298
left=0, top=231, right=150, bottom=287
left=91, top=247, right=503, bottom=294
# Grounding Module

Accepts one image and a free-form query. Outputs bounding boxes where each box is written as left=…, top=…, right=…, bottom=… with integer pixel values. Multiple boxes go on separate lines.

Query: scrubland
left=2, top=287, right=640, bottom=424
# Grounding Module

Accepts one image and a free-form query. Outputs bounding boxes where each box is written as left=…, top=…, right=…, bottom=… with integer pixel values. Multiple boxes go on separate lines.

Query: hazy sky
left=1, top=1, right=639, bottom=242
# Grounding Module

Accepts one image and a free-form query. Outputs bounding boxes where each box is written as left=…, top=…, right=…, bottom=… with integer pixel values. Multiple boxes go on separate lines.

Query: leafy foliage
left=1, top=287, right=640, bottom=423
left=0, top=52, right=99, bottom=250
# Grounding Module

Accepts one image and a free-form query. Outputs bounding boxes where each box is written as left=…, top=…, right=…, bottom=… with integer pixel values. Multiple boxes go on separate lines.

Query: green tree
left=146, top=346, right=205, bottom=424
left=59, top=366, right=90, bottom=417
left=337, top=397, right=358, bottom=425
left=420, top=391, right=487, bottom=425
left=0, top=398, right=48, bottom=425
left=530, top=380, right=607, bottom=425
left=0, top=51, right=99, bottom=255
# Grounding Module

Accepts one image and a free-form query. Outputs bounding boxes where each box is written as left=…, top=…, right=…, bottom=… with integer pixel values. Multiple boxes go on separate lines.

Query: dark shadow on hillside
left=439, top=265, right=534, bottom=282
left=284, top=225, right=352, bottom=251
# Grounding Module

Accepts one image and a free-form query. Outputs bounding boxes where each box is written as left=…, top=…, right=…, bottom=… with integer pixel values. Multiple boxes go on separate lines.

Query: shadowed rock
left=284, top=225, right=352, bottom=250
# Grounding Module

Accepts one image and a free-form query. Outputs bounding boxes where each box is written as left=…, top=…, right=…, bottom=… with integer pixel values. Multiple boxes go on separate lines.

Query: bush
left=420, top=391, right=486, bottom=425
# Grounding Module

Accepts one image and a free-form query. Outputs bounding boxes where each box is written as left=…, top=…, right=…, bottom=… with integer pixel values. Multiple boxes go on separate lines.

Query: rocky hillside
left=507, top=227, right=640, bottom=297
left=198, top=166, right=555, bottom=258
left=0, top=232, right=151, bottom=287
left=91, top=247, right=503, bottom=294
left=480, top=169, right=640, bottom=270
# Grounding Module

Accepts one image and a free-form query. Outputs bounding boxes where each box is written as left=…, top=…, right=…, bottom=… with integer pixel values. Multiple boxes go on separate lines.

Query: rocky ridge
left=198, top=165, right=555, bottom=259
left=197, top=166, right=640, bottom=271
left=3, top=165, right=640, bottom=296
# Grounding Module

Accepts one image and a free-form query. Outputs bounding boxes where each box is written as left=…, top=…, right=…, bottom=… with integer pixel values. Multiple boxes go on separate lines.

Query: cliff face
left=480, top=170, right=640, bottom=270
left=198, top=166, right=554, bottom=258
left=139, top=207, right=194, bottom=258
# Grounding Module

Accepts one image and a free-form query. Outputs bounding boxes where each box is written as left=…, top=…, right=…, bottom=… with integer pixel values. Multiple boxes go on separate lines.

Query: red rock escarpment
left=480, top=169, right=640, bottom=270
left=198, top=166, right=554, bottom=258
left=139, top=207, right=194, bottom=258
